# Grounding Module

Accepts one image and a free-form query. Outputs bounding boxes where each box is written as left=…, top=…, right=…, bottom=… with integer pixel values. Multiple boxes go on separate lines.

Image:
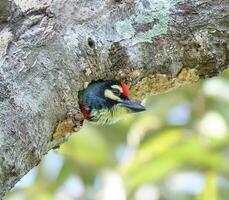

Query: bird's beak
left=119, top=99, right=146, bottom=112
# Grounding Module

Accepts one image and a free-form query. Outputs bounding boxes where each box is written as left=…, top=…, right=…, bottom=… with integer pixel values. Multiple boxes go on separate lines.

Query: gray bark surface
left=0, top=0, right=228, bottom=198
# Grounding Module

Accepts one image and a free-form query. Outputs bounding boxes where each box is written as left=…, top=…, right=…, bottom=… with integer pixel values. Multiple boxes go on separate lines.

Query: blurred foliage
left=6, top=69, right=229, bottom=200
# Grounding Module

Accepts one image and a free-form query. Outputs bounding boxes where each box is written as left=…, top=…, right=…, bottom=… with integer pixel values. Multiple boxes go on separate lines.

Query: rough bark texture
left=0, top=0, right=228, bottom=198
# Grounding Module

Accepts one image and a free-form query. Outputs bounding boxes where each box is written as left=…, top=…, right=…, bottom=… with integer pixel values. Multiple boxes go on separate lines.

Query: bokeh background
left=6, top=69, right=229, bottom=200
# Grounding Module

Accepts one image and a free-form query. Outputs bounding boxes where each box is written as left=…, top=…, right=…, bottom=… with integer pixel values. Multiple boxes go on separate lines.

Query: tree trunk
left=0, top=0, right=228, bottom=198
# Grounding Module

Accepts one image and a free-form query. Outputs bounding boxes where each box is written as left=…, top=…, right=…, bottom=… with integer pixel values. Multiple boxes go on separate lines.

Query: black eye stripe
left=112, top=88, right=121, bottom=96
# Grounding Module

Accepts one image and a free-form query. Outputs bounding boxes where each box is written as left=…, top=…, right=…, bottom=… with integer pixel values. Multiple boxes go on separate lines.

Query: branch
left=0, top=0, right=11, bottom=23
left=0, top=0, right=228, bottom=198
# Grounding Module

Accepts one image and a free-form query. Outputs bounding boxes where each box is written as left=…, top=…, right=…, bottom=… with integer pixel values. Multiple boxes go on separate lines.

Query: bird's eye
left=112, top=89, right=121, bottom=96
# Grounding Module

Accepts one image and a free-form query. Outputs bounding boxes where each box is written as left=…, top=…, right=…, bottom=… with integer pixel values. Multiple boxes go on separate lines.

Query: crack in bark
left=0, top=0, right=228, bottom=198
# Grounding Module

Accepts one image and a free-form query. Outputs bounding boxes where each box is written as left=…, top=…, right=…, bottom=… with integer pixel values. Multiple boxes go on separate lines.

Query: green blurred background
left=6, top=69, right=229, bottom=200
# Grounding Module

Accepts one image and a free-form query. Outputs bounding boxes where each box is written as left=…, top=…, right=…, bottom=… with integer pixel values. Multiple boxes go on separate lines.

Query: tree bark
left=0, top=0, right=228, bottom=198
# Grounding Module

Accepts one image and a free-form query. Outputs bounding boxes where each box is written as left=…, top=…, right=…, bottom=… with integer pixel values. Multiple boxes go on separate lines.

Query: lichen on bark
left=0, top=0, right=228, bottom=198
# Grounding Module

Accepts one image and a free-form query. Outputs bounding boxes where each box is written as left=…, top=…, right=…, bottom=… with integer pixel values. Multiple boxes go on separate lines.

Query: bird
left=78, top=80, right=146, bottom=125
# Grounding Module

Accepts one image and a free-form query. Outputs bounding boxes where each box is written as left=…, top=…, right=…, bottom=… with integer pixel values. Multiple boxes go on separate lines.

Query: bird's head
left=78, top=80, right=145, bottom=124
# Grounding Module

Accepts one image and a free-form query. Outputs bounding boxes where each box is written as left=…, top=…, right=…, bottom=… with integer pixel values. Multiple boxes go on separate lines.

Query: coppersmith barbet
left=78, top=80, right=145, bottom=124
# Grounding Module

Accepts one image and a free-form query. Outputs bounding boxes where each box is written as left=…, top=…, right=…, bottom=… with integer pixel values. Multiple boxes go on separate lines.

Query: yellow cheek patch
left=111, top=85, right=123, bottom=93
left=104, top=89, right=120, bottom=101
